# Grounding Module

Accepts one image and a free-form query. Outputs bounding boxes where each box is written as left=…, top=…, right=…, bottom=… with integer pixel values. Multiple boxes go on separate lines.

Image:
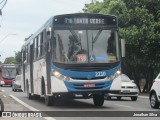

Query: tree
left=3, top=51, right=21, bottom=64
left=14, top=51, right=21, bottom=64
left=3, top=57, right=16, bottom=64
left=83, top=0, right=160, bottom=92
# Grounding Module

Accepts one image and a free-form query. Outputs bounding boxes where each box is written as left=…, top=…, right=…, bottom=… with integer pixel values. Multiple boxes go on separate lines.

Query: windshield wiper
left=92, top=27, right=103, bottom=44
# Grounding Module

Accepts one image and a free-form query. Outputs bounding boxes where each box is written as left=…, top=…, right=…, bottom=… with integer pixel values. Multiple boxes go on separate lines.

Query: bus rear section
left=0, top=64, right=18, bottom=87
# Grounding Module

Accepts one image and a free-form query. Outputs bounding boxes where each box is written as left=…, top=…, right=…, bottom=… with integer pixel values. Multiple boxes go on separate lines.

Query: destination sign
left=53, top=14, right=117, bottom=26
left=2, top=65, right=17, bottom=68
left=64, top=18, right=105, bottom=24
left=2, top=66, right=17, bottom=68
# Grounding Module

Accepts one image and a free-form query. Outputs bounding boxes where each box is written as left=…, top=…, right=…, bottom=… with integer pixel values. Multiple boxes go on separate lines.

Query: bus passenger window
left=23, top=49, right=27, bottom=64
left=26, top=46, right=28, bottom=63
left=32, top=41, right=35, bottom=59
left=35, top=37, right=38, bottom=58
left=38, top=35, right=41, bottom=58
left=40, top=32, right=44, bottom=56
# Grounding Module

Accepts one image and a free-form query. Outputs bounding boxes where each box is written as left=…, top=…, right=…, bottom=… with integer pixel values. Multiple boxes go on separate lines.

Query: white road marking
left=113, top=95, right=149, bottom=109
left=138, top=96, right=149, bottom=99
left=115, top=104, right=132, bottom=108
left=44, top=117, right=57, bottom=120
left=9, top=95, right=56, bottom=120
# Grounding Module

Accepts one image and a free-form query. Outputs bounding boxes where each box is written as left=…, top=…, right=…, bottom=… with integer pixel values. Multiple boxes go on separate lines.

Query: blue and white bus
left=21, top=13, right=123, bottom=106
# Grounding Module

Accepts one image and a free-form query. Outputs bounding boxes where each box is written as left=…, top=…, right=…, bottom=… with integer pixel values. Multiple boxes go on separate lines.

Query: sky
left=0, top=0, right=103, bottom=62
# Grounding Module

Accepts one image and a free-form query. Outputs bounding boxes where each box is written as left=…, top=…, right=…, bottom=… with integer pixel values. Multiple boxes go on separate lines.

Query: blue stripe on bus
left=51, top=63, right=120, bottom=79
left=51, top=63, right=120, bottom=92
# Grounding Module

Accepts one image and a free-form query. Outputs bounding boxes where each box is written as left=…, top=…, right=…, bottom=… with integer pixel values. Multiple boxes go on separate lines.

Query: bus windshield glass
left=53, top=28, right=119, bottom=64
left=2, top=68, right=17, bottom=79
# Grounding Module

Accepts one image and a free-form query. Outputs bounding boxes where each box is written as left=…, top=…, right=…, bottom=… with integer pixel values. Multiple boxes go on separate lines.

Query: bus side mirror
left=121, top=39, right=125, bottom=57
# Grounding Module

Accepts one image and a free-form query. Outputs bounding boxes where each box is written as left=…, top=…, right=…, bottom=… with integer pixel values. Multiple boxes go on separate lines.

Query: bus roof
left=21, top=13, right=117, bottom=50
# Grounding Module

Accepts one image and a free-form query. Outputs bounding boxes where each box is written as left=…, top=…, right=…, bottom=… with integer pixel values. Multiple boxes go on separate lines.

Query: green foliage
left=3, top=51, right=21, bottom=64
left=83, top=1, right=104, bottom=13
left=3, top=57, right=16, bottom=64
left=83, top=0, right=160, bottom=92
left=14, top=51, right=21, bottom=64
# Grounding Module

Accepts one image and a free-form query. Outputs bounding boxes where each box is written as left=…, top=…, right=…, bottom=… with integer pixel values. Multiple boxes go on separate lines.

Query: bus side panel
left=21, top=66, right=24, bottom=91
left=33, top=58, right=47, bottom=95
left=25, top=64, right=31, bottom=92
left=51, top=77, right=68, bottom=93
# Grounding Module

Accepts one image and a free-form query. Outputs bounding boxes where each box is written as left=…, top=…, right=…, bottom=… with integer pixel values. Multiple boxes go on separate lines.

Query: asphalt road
left=1, top=86, right=160, bottom=120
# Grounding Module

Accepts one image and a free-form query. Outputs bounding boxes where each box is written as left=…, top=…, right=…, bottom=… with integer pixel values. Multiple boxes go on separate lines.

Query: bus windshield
left=2, top=68, right=17, bottom=79
left=53, top=28, right=119, bottom=64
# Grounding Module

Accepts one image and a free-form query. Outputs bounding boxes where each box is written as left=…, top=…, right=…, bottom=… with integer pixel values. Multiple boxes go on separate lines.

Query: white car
left=106, top=74, right=139, bottom=101
left=149, top=73, right=160, bottom=109
left=12, top=75, right=22, bottom=92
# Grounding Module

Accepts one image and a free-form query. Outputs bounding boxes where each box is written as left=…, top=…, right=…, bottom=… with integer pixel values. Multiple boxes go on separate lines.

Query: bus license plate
left=84, top=83, right=95, bottom=88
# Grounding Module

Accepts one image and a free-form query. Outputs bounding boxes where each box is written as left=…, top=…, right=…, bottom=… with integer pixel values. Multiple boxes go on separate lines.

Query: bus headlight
left=52, top=70, right=70, bottom=81
left=107, top=69, right=121, bottom=80
left=54, top=71, right=61, bottom=77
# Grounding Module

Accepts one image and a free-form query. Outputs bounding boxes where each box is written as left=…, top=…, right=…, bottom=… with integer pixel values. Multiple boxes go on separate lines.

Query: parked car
left=149, top=73, right=160, bottom=109
left=12, top=75, right=22, bottom=92
left=106, top=74, right=139, bottom=101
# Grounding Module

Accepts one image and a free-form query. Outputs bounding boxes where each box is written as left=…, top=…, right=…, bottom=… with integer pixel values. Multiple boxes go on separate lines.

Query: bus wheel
left=45, top=96, right=54, bottom=106
left=27, top=91, right=33, bottom=99
left=93, top=94, right=104, bottom=106
left=26, top=83, right=33, bottom=99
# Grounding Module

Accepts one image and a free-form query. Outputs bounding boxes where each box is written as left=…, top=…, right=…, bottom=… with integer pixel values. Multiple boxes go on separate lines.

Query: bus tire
left=45, top=96, right=54, bottom=106
left=34, top=95, right=40, bottom=100
left=26, top=82, right=33, bottom=99
left=28, top=92, right=33, bottom=99
left=93, top=94, right=104, bottom=106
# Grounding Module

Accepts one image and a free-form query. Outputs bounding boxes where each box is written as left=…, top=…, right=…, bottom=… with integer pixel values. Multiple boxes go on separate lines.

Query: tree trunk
left=142, top=81, right=148, bottom=93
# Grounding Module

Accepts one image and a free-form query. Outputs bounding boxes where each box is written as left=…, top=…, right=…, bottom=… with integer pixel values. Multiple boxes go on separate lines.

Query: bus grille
left=73, top=83, right=105, bottom=90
